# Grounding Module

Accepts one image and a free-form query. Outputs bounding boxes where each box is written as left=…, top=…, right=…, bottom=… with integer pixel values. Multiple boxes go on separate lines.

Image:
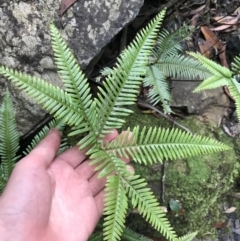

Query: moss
left=122, top=104, right=239, bottom=239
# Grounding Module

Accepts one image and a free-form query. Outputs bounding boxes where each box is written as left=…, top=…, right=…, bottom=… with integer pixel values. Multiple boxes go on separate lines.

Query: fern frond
left=89, top=149, right=130, bottom=178
left=144, top=65, right=172, bottom=113
left=178, top=232, right=198, bottom=241
left=95, top=9, right=167, bottom=139
left=104, top=127, right=231, bottom=165
left=228, top=78, right=240, bottom=121
left=153, top=25, right=194, bottom=60
left=88, top=231, right=103, bottom=241
left=23, top=119, right=66, bottom=155
left=0, top=66, right=83, bottom=127
left=188, top=52, right=232, bottom=78
left=193, top=75, right=229, bottom=92
left=0, top=174, right=7, bottom=193
left=50, top=24, right=98, bottom=148
left=103, top=175, right=128, bottom=241
left=124, top=175, right=177, bottom=241
left=122, top=227, right=153, bottom=241
left=0, top=91, right=20, bottom=179
left=156, top=54, right=211, bottom=80
left=96, top=67, right=112, bottom=82
left=231, top=55, right=240, bottom=75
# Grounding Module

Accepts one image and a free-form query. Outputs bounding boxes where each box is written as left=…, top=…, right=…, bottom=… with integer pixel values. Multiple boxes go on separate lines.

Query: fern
left=178, top=232, right=198, bottom=241
left=103, top=175, right=128, bottom=241
left=188, top=52, right=232, bottom=92
left=104, top=127, right=230, bottom=165
left=23, top=119, right=68, bottom=155
left=0, top=90, right=20, bottom=193
left=94, top=8, right=167, bottom=139
left=231, top=55, right=240, bottom=75
left=188, top=52, right=240, bottom=122
left=124, top=175, right=177, bottom=241
left=144, top=27, right=210, bottom=113
left=122, top=227, right=153, bottom=241
left=0, top=9, right=231, bottom=241
left=228, top=78, right=240, bottom=120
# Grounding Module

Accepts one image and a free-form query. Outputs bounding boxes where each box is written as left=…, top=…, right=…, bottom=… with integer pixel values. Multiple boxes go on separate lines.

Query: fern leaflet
left=122, top=227, right=153, bottom=241
left=0, top=67, right=83, bottom=126
left=50, top=24, right=99, bottom=148
left=188, top=52, right=232, bottom=78
left=178, top=232, right=198, bottom=241
left=95, top=9, right=167, bottom=139
left=0, top=91, right=20, bottom=182
left=124, top=175, right=177, bottom=241
left=144, top=65, right=172, bottom=113
left=103, top=175, right=128, bottom=241
left=104, top=127, right=231, bottom=165
left=228, top=78, right=240, bottom=121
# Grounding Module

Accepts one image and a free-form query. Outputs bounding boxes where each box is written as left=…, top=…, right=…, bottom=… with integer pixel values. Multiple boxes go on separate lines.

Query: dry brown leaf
left=213, top=222, right=227, bottom=229
left=200, top=26, right=222, bottom=49
left=219, top=44, right=229, bottom=68
left=224, top=207, right=236, bottom=213
left=234, top=7, right=240, bottom=15
left=60, top=0, right=77, bottom=16
left=190, top=14, right=200, bottom=26
left=211, top=24, right=234, bottom=31
left=214, top=15, right=239, bottom=24
left=198, top=38, right=214, bottom=58
left=179, top=5, right=207, bottom=17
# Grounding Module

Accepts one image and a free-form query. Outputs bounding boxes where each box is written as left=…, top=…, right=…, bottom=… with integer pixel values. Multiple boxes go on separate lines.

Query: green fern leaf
left=89, top=149, right=130, bottom=178
left=156, top=54, right=211, bottom=80
left=88, top=231, right=103, bottom=241
left=103, top=175, right=128, bottom=241
left=0, top=91, right=20, bottom=180
left=50, top=24, right=98, bottom=148
left=95, top=9, right=167, bottom=139
left=23, top=119, right=67, bottom=155
left=153, top=25, right=194, bottom=60
left=104, top=126, right=231, bottom=165
left=231, top=55, right=240, bottom=75
left=193, top=75, right=229, bottom=92
left=124, top=175, right=177, bottom=241
left=178, top=232, right=198, bottom=241
left=122, top=227, right=153, bottom=241
left=144, top=65, right=172, bottom=113
left=0, top=66, right=83, bottom=127
left=228, top=78, right=240, bottom=121
left=188, top=52, right=232, bottom=78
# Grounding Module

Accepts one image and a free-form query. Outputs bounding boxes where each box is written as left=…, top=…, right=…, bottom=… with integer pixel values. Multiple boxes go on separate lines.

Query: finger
left=94, top=189, right=105, bottom=216
left=20, top=129, right=61, bottom=169
left=74, top=159, right=95, bottom=179
left=55, top=146, right=87, bottom=169
left=55, top=129, right=119, bottom=169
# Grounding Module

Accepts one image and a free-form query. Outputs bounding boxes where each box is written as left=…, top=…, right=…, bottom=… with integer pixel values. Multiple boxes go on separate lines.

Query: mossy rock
left=123, top=104, right=239, bottom=239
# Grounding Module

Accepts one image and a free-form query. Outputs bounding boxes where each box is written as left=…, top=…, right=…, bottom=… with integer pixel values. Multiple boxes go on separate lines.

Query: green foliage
left=0, top=91, right=20, bottom=192
left=122, top=227, right=153, bottom=241
left=188, top=52, right=240, bottom=122
left=0, top=9, right=231, bottom=241
left=143, top=25, right=211, bottom=114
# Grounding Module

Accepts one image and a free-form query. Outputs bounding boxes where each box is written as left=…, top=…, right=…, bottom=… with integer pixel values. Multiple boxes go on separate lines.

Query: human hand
left=0, top=129, right=131, bottom=241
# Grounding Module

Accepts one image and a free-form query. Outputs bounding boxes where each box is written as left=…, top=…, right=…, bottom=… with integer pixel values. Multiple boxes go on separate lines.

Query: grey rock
left=0, top=0, right=144, bottom=135
left=171, top=80, right=230, bottom=125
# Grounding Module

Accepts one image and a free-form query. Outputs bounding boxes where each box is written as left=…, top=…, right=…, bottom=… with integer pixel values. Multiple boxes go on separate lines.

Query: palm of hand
left=0, top=129, right=120, bottom=241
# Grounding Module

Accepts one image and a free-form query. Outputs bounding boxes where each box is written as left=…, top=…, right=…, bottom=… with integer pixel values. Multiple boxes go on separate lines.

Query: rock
left=171, top=80, right=230, bottom=126
left=0, top=0, right=144, bottom=135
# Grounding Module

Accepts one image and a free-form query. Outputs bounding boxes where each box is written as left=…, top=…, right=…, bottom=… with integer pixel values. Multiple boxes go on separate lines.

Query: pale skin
left=0, top=129, right=130, bottom=241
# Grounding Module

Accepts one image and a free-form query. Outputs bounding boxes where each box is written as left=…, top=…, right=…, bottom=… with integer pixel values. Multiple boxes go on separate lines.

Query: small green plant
left=0, top=9, right=231, bottom=241
left=0, top=91, right=67, bottom=193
